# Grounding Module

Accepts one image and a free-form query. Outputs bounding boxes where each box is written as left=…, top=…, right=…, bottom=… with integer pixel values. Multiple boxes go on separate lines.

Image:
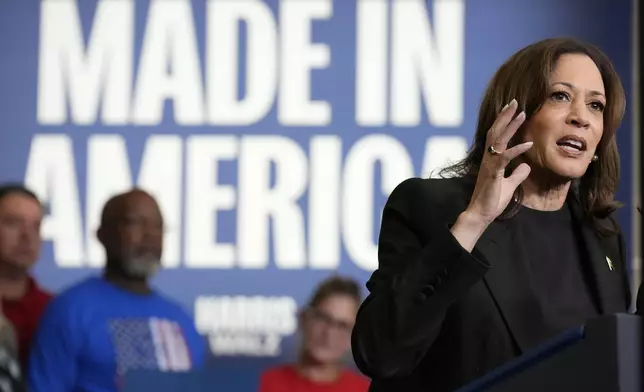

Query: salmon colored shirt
left=259, top=365, right=370, bottom=392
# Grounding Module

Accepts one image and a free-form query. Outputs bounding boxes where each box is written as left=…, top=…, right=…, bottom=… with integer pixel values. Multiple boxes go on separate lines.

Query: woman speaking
left=350, top=38, right=631, bottom=392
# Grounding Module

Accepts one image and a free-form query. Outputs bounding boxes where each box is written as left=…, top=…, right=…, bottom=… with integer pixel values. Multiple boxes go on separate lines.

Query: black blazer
left=351, top=177, right=631, bottom=392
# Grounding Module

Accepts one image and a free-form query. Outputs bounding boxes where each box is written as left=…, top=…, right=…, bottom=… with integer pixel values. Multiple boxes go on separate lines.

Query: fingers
left=486, top=99, right=518, bottom=144
left=485, top=141, right=532, bottom=176
left=495, top=111, right=526, bottom=149
left=486, top=100, right=526, bottom=152
left=501, top=141, right=533, bottom=164
left=507, top=163, right=531, bottom=188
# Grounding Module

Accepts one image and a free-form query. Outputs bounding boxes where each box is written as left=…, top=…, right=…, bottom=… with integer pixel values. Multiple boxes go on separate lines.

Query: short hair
left=307, top=275, right=362, bottom=309
left=99, top=188, right=155, bottom=227
left=440, top=38, right=625, bottom=232
left=0, top=184, right=41, bottom=207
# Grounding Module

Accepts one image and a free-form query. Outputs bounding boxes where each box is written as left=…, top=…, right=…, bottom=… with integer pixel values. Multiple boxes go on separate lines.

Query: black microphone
left=636, top=206, right=642, bottom=315
left=637, top=283, right=644, bottom=315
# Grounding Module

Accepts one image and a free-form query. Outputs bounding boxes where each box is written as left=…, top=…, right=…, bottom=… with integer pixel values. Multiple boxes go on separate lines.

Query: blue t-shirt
left=28, top=277, right=207, bottom=392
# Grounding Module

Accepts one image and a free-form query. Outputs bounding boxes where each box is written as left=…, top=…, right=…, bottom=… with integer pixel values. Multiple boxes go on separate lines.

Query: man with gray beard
left=28, top=189, right=207, bottom=392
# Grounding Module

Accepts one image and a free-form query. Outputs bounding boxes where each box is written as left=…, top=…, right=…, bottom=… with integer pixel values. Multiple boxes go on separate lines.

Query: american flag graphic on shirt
left=109, top=318, right=192, bottom=376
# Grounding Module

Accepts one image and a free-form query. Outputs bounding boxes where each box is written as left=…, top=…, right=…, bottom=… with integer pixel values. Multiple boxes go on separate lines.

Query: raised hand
left=451, top=99, right=533, bottom=251
left=466, top=99, right=533, bottom=224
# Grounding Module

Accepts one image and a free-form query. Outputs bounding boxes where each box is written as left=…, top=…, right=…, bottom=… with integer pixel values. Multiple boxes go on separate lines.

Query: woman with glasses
left=259, top=276, right=370, bottom=392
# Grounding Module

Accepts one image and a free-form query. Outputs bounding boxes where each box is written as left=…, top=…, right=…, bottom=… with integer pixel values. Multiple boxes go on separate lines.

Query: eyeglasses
left=307, top=308, right=354, bottom=333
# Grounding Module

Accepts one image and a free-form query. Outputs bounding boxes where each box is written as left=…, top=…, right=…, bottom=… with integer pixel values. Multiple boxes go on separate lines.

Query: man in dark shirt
left=0, top=185, right=52, bottom=368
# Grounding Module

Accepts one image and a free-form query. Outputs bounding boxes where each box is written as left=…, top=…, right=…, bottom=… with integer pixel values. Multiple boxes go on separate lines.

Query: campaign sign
left=0, top=0, right=635, bottom=372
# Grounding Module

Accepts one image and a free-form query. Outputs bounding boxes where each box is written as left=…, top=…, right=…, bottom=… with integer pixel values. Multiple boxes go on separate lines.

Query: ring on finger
left=487, top=145, right=503, bottom=156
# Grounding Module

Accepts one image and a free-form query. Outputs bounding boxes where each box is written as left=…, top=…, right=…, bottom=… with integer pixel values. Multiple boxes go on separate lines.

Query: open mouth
left=556, top=136, right=586, bottom=154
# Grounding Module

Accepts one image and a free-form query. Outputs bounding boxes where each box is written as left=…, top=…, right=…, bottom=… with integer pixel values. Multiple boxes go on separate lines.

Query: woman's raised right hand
left=465, top=99, right=533, bottom=225
left=451, top=99, right=533, bottom=251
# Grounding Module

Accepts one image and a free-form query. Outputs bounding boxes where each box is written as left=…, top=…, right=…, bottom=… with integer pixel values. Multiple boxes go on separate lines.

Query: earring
left=592, top=155, right=598, bottom=162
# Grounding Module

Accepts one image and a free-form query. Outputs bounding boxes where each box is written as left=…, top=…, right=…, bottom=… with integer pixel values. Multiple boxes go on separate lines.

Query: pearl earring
left=592, top=155, right=599, bottom=162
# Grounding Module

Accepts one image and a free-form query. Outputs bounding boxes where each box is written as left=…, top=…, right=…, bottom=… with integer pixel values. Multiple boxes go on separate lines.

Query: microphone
left=637, top=281, right=643, bottom=316
left=636, top=206, right=642, bottom=315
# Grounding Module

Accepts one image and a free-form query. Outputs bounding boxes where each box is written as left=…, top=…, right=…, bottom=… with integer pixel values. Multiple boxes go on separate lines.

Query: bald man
left=28, top=190, right=207, bottom=392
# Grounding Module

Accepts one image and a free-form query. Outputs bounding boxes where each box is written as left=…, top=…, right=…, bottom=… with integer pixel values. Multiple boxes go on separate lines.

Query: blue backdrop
left=0, top=0, right=636, bottom=387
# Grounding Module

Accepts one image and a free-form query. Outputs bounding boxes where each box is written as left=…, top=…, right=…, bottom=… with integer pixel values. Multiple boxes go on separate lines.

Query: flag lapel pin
left=606, top=256, right=614, bottom=271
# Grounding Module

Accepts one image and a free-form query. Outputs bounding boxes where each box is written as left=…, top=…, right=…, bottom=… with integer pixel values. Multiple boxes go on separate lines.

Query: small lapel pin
left=606, top=256, right=614, bottom=271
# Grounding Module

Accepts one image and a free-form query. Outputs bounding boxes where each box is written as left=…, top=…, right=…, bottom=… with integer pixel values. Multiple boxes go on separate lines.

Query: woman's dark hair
left=307, top=275, right=361, bottom=309
left=440, top=38, right=625, bottom=231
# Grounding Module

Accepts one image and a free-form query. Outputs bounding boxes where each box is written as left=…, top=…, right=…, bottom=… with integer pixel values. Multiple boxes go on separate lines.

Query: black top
left=511, top=202, right=600, bottom=338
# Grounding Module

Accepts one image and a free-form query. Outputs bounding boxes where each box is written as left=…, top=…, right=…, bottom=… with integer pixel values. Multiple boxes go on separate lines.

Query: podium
left=457, top=314, right=641, bottom=392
